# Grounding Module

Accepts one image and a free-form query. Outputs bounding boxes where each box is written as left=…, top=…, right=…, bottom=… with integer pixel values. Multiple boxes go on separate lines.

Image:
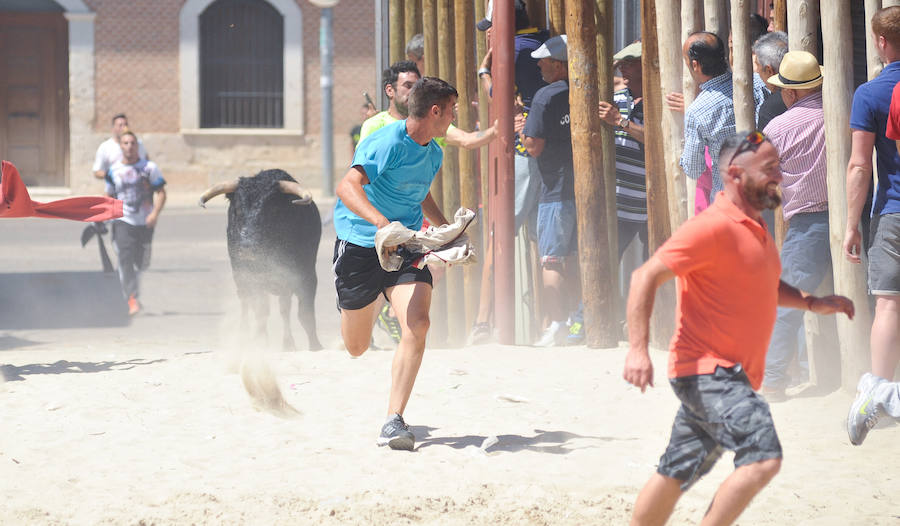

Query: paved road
left=0, top=196, right=343, bottom=353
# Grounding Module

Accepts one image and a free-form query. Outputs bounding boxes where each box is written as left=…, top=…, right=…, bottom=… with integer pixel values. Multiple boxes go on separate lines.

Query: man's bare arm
left=623, top=256, right=675, bottom=392
left=146, top=187, right=167, bottom=228
left=336, top=166, right=390, bottom=229
left=444, top=122, right=498, bottom=150
left=523, top=135, right=545, bottom=158
left=421, top=192, right=449, bottom=226
left=93, top=170, right=107, bottom=180
left=777, top=280, right=855, bottom=319
left=843, top=130, right=876, bottom=264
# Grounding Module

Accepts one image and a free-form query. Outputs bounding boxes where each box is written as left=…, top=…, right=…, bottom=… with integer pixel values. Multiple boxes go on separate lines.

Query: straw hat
left=767, top=50, right=824, bottom=90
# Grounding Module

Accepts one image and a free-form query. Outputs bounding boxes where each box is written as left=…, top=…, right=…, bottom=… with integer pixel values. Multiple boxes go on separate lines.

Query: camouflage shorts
left=657, top=364, right=783, bottom=491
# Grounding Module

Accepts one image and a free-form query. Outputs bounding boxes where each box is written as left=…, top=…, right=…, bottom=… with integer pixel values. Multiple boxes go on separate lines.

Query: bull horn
left=278, top=180, right=313, bottom=205
left=198, top=180, right=238, bottom=208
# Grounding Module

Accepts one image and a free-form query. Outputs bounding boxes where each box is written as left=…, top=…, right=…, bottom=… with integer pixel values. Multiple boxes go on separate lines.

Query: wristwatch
left=618, top=116, right=630, bottom=130
left=477, top=67, right=491, bottom=79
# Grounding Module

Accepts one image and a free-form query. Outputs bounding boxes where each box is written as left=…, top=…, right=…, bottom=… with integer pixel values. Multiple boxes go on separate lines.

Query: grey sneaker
left=377, top=413, right=415, bottom=451
left=848, top=385, right=881, bottom=446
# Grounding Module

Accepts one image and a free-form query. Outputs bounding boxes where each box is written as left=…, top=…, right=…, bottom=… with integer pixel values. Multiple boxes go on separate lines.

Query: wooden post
left=455, top=0, right=480, bottom=331
left=822, top=1, right=874, bottom=392
left=866, top=0, right=884, bottom=79
left=729, top=0, right=754, bottom=132
left=704, top=0, right=729, bottom=39
left=594, top=0, right=617, bottom=301
left=682, top=0, right=703, bottom=217
left=657, top=0, right=688, bottom=232
left=641, top=0, right=676, bottom=350
left=437, top=0, right=464, bottom=345
left=525, top=0, right=547, bottom=30
left=786, top=0, right=818, bottom=55
left=773, top=0, right=786, bottom=31
left=548, top=0, right=566, bottom=35
left=423, top=0, right=446, bottom=346
left=567, top=0, right=616, bottom=347
left=390, top=0, right=405, bottom=64
left=404, top=0, right=422, bottom=48
left=424, top=0, right=439, bottom=76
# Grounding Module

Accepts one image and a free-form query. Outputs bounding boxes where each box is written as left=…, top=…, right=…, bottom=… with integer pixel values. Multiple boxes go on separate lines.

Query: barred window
left=199, top=0, right=284, bottom=128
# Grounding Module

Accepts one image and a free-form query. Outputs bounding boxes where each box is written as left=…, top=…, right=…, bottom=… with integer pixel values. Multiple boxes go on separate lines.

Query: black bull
left=200, top=169, right=322, bottom=350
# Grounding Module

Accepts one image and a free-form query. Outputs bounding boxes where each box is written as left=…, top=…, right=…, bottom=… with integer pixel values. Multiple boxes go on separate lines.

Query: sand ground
left=1, top=197, right=899, bottom=525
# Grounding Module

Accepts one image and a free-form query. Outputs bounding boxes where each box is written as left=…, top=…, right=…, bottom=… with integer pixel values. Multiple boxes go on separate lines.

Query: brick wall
left=86, top=0, right=377, bottom=138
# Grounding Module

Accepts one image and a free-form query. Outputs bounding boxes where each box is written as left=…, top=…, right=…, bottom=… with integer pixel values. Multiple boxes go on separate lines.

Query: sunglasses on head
left=726, top=131, right=766, bottom=167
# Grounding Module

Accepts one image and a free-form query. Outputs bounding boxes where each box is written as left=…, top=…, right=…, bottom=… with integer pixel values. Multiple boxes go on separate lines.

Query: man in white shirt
left=92, top=113, right=148, bottom=180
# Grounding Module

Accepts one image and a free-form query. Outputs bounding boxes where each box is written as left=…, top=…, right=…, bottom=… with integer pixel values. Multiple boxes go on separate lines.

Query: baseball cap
left=531, top=35, right=568, bottom=61
left=613, top=41, right=642, bottom=62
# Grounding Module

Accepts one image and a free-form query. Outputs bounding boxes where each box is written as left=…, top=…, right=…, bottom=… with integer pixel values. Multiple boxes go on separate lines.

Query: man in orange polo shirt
left=623, top=131, right=855, bottom=526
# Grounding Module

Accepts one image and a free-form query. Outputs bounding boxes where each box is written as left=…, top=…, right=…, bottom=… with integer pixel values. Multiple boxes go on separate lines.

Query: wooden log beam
left=682, top=0, right=703, bottom=216
left=548, top=0, right=565, bottom=35
left=822, top=1, right=875, bottom=392
left=729, top=0, right=754, bottom=132
left=404, top=0, right=422, bottom=48
left=438, top=0, right=464, bottom=345
left=390, top=0, right=405, bottom=64
left=455, top=0, right=480, bottom=330
left=567, top=0, right=617, bottom=347
left=703, top=0, right=729, bottom=39
left=657, top=0, right=688, bottom=232
left=594, top=0, right=617, bottom=301
left=641, top=0, right=676, bottom=350
left=787, top=0, right=818, bottom=55
left=866, top=0, right=884, bottom=79
left=424, top=0, right=447, bottom=346
left=773, top=0, right=786, bottom=31
left=525, top=0, right=547, bottom=30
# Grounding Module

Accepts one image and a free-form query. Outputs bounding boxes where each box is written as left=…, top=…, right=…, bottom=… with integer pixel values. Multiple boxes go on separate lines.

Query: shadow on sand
left=414, top=426, right=636, bottom=454
left=0, top=271, right=130, bottom=329
left=0, top=358, right=167, bottom=382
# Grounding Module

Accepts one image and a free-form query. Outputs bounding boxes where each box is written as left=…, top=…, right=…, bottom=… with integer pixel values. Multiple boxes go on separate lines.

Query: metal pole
left=375, top=0, right=390, bottom=110
left=320, top=7, right=335, bottom=196
left=493, top=0, right=516, bottom=344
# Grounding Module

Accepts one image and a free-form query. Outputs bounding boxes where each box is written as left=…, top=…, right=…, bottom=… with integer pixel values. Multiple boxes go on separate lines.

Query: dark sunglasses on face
left=726, top=130, right=767, bottom=167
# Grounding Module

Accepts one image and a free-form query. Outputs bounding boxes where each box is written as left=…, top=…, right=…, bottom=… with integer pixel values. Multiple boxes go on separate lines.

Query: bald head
left=719, top=131, right=783, bottom=213
left=683, top=31, right=729, bottom=81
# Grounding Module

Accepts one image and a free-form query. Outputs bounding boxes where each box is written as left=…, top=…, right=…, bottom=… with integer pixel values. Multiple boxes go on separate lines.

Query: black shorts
left=657, top=364, right=783, bottom=491
left=332, top=239, right=433, bottom=310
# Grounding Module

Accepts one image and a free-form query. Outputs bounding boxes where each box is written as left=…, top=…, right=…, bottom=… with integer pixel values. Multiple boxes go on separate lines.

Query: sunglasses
left=726, top=131, right=766, bottom=167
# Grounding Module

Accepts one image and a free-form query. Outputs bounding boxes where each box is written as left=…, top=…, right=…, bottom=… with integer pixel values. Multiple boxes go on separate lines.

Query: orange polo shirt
left=656, top=193, right=781, bottom=390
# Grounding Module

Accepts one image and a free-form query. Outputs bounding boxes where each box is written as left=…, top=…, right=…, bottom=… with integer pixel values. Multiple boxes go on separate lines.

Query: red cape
left=1, top=160, right=123, bottom=222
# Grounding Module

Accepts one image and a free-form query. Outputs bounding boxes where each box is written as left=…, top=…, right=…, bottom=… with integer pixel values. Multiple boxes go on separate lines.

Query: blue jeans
left=764, top=212, right=831, bottom=389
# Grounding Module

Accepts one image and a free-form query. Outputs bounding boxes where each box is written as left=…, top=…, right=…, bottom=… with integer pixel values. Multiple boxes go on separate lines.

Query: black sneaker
left=377, top=413, right=415, bottom=451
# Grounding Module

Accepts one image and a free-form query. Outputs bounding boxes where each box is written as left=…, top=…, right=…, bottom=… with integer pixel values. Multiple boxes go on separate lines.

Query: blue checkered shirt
left=680, top=71, right=769, bottom=198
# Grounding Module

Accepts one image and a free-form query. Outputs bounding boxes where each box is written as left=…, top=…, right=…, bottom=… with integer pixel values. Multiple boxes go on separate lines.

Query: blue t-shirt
left=523, top=79, right=573, bottom=203
left=514, top=28, right=549, bottom=111
left=334, top=119, right=443, bottom=247
left=850, top=61, right=900, bottom=216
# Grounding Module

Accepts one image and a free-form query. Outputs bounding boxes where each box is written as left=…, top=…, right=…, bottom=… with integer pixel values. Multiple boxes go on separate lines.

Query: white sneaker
left=534, top=321, right=566, bottom=347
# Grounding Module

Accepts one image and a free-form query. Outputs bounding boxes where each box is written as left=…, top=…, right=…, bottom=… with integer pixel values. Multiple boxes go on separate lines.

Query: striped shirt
left=762, top=91, right=828, bottom=220
left=681, top=71, right=769, bottom=199
left=614, top=89, right=647, bottom=223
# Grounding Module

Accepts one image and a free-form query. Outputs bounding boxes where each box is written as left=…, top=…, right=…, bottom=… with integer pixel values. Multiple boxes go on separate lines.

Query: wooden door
left=0, top=13, right=68, bottom=186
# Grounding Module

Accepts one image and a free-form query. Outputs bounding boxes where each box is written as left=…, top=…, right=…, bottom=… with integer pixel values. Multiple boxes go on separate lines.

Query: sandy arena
left=1, top=196, right=898, bottom=525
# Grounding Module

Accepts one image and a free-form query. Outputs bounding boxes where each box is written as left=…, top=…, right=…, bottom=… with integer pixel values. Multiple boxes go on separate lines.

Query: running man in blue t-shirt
left=844, top=6, right=900, bottom=447
left=333, top=77, right=457, bottom=451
